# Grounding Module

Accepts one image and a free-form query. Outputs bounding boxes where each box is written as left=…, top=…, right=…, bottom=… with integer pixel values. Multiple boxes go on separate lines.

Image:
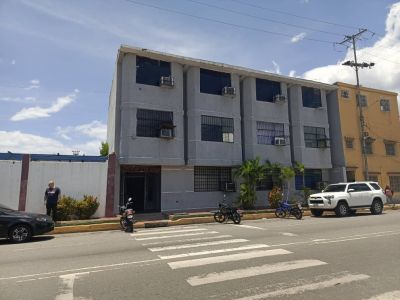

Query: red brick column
left=18, top=154, right=30, bottom=211
left=105, top=153, right=116, bottom=217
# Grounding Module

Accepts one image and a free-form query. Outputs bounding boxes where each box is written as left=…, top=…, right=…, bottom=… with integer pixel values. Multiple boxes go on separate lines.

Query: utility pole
left=339, top=29, right=375, bottom=181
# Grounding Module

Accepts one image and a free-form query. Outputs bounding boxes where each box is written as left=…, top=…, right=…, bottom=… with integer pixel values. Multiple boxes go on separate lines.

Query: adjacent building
left=107, top=45, right=345, bottom=214
left=335, top=82, right=400, bottom=190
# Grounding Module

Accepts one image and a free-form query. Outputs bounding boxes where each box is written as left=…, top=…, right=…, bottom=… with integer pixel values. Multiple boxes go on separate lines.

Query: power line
left=184, top=0, right=345, bottom=37
left=122, top=0, right=336, bottom=44
left=230, top=0, right=361, bottom=30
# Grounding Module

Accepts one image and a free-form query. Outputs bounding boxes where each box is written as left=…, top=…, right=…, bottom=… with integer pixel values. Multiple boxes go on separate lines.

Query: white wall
left=25, top=161, right=108, bottom=218
left=0, top=161, right=22, bottom=210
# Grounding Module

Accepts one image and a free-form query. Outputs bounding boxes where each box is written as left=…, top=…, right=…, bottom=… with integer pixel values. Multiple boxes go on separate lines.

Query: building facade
left=107, top=46, right=345, bottom=214
left=335, top=82, right=400, bottom=191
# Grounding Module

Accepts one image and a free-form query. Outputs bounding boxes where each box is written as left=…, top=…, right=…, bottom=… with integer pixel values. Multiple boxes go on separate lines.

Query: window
left=194, top=167, right=232, bottom=192
left=295, top=169, right=322, bottom=190
left=256, top=79, right=281, bottom=102
left=256, top=173, right=273, bottom=191
left=302, top=87, right=322, bottom=108
left=363, top=140, right=373, bottom=154
left=357, top=94, right=368, bottom=107
left=136, top=56, right=171, bottom=86
left=346, top=170, right=356, bottom=182
left=385, top=142, right=396, bottom=156
left=380, top=99, right=390, bottom=111
left=201, top=115, right=234, bottom=143
left=136, top=109, right=173, bottom=138
left=304, top=126, right=328, bottom=148
left=341, top=90, right=350, bottom=98
left=345, top=137, right=354, bottom=149
left=369, top=175, right=379, bottom=182
left=323, top=184, right=346, bottom=192
left=348, top=183, right=371, bottom=192
left=389, top=175, right=400, bottom=192
left=370, top=183, right=382, bottom=190
left=200, top=68, right=231, bottom=95
left=256, top=122, right=284, bottom=145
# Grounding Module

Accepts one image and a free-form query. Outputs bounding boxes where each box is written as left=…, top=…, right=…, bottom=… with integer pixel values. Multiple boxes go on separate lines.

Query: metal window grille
left=194, top=167, right=232, bottom=192
left=345, top=137, right=354, bottom=149
left=357, top=95, right=368, bottom=107
left=304, top=126, right=327, bottom=148
left=389, top=176, right=400, bottom=192
left=256, top=173, right=273, bottom=191
left=295, top=169, right=322, bottom=190
left=256, top=78, right=281, bottom=102
left=363, top=140, right=373, bottom=154
left=380, top=99, right=390, bottom=111
left=137, top=109, right=173, bottom=137
left=385, top=143, right=396, bottom=156
left=302, top=87, right=322, bottom=108
left=256, top=121, right=284, bottom=145
left=201, top=115, right=234, bottom=143
left=341, top=90, right=349, bottom=98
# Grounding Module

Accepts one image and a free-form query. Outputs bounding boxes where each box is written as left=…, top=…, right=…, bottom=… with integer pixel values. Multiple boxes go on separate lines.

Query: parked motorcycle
left=119, top=197, right=136, bottom=232
left=214, top=201, right=242, bottom=224
left=275, top=200, right=303, bottom=220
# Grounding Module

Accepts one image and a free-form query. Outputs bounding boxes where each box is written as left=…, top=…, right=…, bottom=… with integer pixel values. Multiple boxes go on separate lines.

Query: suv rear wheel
left=335, top=202, right=349, bottom=217
left=310, top=209, right=323, bottom=217
left=370, top=199, right=383, bottom=215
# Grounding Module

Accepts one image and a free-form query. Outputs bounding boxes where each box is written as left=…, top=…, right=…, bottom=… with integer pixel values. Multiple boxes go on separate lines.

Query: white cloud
left=272, top=61, right=281, bottom=74
left=291, top=32, right=307, bottom=43
left=300, top=0, right=310, bottom=3
left=302, top=2, right=400, bottom=100
left=11, top=59, right=16, bottom=65
left=30, top=79, right=40, bottom=85
left=0, top=130, right=102, bottom=155
left=289, top=70, right=297, bottom=77
left=56, top=120, right=107, bottom=141
left=11, top=90, right=78, bottom=121
left=0, top=96, right=36, bottom=103
left=24, top=79, right=40, bottom=90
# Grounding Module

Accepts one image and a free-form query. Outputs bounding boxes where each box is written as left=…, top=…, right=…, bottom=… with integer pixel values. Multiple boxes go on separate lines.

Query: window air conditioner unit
left=159, top=128, right=174, bottom=139
left=274, top=137, right=286, bottom=146
left=273, top=94, right=286, bottom=103
left=222, top=86, right=236, bottom=96
left=160, top=76, right=175, bottom=88
left=223, top=182, right=236, bottom=192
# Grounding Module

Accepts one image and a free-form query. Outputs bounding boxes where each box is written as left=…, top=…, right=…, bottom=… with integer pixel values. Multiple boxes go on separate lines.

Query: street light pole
left=340, top=29, right=375, bottom=181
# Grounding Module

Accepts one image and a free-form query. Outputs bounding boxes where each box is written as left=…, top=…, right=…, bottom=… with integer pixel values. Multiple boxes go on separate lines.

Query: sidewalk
left=51, top=204, right=400, bottom=234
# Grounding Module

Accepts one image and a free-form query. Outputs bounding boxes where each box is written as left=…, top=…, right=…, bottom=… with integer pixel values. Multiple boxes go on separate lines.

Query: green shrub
left=268, top=186, right=283, bottom=209
left=57, top=195, right=99, bottom=221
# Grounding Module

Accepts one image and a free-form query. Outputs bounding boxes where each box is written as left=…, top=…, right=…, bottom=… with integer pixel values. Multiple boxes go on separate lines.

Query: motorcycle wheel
left=292, top=209, right=303, bottom=220
left=120, top=218, right=128, bottom=231
left=214, top=212, right=226, bottom=223
left=275, top=209, right=286, bottom=218
left=232, top=212, right=241, bottom=224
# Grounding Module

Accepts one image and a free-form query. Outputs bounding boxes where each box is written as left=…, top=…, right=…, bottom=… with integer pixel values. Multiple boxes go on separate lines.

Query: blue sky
left=0, top=0, right=399, bottom=155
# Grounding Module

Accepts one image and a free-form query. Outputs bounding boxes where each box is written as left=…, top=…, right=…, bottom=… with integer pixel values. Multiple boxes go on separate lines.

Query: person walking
left=44, top=180, right=61, bottom=221
left=384, top=185, right=395, bottom=209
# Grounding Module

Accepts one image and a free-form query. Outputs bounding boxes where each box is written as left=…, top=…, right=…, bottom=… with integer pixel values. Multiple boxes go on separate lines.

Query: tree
left=280, top=166, right=296, bottom=202
left=235, top=157, right=267, bottom=209
left=99, top=142, right=109, bottom=156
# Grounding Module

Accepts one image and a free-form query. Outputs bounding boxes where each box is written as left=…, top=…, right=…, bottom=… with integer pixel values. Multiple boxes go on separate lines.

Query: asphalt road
left=0, top=210, right=399, bottom=300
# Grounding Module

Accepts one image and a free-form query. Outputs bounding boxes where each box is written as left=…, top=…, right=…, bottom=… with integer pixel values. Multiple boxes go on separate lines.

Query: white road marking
left=134, top=231, right=219, bottom=241
left=231, top=224, right=266, bottom=230
left=149, top=239, right=248, bottom=252
left=233, top=273, right=370, bottom=299
left=134, top=226, right=199, bottom=234
left=0, top=258, right=161, bottom=281
left=366, top=290, right=400, bottom=300
left=141, top=235, right=232, bottom=246
left=281, top=232, right=298, bottom=237
left=55, top=272, right=88, bottom=300
left=186, top=259, right=327, bottom=286
left=158, top=244, right=270, bottom=259
left=169, top=249, right=291, bottom=270
left=131, top=228, right=207, bottom=236
left=312, top=239, right=328, bottom=242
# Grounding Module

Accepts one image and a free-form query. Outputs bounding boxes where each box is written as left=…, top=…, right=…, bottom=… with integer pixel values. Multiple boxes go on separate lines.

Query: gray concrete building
left=107, top=45, right=345, bottom=214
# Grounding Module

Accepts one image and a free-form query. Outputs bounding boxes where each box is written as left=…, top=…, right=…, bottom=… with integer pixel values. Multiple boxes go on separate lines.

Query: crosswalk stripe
left=187, top=259, right=327, bottom=286
left=141, top=235, right=233, bottom=246
left=131, top=228, right=207, bottom=236
left=134, top=231, right=219, bottom=241
left=169, top=249, right=291, bottom=270
left=158, top=244, right=270, bottom=259
left=231, top=224, right=266, bottom=230
left=233, top=273, right=370, bottom=299
left=366, top=291, right=400, bottom=300
left=149, top=239, right=248, bottom=252
left=135, top=226, right=199, bottom=233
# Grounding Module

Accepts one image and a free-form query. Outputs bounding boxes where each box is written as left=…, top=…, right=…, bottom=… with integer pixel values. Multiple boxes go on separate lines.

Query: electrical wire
left=122, top=0, right=336, bottom=44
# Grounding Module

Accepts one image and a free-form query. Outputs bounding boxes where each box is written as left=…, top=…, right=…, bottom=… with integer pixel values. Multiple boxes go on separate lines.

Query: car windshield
left=323, top=184, right=346, bottom=192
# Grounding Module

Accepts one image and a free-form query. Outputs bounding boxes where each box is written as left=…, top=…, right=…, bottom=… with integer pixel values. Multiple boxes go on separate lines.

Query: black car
left=0, top=204, right=54, bottom=243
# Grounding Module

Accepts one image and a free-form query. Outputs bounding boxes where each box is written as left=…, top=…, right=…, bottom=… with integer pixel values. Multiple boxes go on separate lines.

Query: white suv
left=308, top=182, right=386, bottom=217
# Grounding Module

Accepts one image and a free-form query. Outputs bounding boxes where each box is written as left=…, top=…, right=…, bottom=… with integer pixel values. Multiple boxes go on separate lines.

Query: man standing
left=44, top=180, right=61, bottom=221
